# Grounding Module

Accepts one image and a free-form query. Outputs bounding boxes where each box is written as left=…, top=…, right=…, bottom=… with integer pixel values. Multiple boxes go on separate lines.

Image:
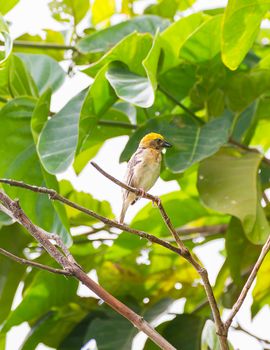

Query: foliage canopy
left=0, top=0, right=270, bottom=349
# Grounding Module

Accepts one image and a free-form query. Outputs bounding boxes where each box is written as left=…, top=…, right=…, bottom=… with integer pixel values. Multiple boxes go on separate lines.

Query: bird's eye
left=156, top=138, right=162, bottom=144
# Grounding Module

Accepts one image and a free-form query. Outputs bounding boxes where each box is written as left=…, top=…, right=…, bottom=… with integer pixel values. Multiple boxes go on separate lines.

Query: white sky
left=4, top=1, right=270, bottom=350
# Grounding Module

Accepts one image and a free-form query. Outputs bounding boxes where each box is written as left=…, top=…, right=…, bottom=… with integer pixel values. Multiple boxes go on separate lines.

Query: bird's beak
left=162, top=140, right=172, bottom=148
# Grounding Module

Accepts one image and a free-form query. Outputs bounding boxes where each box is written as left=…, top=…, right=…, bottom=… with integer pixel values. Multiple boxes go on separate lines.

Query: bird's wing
left=124, top=148, right=143, bottom=189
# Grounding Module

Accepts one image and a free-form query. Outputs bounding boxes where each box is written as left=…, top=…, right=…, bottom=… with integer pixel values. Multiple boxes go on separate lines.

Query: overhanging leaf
left=77, top=15, right=169, bottom=54
left=221, top=0, right=269, bottom=70
left=198, top=148, right=267, bottom=243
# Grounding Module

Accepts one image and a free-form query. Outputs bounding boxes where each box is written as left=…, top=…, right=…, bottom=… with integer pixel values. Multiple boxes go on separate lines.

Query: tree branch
left=0, top=247, right=71, bottom=275
left=89, top=162, right=228, bottom=348
left=224, top=234, right=270, bottom=331
left=0, top=176, right=228, bottom=349
left=176, top=224, right=228, bottom=236
left=0, top=190, right=176, bottom=350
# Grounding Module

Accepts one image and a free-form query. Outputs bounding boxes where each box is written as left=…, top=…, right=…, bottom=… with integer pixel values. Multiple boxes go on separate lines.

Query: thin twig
left=0, top=247, right=71, bottom=275
left=12, top=40, right=77, bottom=51
left=0, top=190, right=176, bottom=350
left=225, top=235, right=270, bottom=331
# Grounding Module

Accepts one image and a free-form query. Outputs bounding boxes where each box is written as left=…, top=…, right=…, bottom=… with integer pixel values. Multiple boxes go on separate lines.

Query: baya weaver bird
left=119, top=132, right=172, bottom=223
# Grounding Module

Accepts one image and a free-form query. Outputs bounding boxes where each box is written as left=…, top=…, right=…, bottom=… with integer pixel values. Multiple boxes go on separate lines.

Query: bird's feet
left=137, top=188, right=146, bottom=199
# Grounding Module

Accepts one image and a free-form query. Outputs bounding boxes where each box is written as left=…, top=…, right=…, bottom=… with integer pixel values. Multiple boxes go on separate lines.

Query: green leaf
left=85, top=313, right=136, bottom=350
left=31, top=88, right=52, bottom=144
left=21, top=303, right=89, bottom=350
left=0, top=97, right=71, bottom=243
left=179, top=15, right=222, bottom=63
left=17, top=53, right=66, bottom=94
left=145, top=314, right=205, bottom=350
left=106, top=62, right=154, bottom=108
left=105, top=31, right=160, bottom=108
left=83, top=32, right=153, bottom=77
left=0, top=224, right=31, bottom=324
left=160, top=12, right=206, bottom=72
left=77, top=66, right=117, bottom=155
left=121, top=113, right=232, bottom=172
left=225, top=217, right=261, bottom=284
left=221, top=0, right=269, bottom=70
left=91, top=0, right=115, bottom=25
left=74, top=105, right=132, bottom=173
left=77, top=15, right=169, bottom=54
left=198, top=148, right=268, bottom=243
left=38, top=90, right=86, bottom=174
left=9, top=55, right=38, bottom=97
left=2, top=271, right=78, bottom=332
left=0, top=0, right=19, bottom=14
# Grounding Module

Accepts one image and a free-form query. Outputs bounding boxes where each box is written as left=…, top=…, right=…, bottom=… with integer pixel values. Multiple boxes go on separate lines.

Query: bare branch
left=0, top=190, right=176, bottom=350
left=0, top=247, right=71, bottom=275
left=225, top=235, right=270, bottom=331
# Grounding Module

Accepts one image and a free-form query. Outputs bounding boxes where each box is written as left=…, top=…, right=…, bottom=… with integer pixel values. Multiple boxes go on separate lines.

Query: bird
left=119, top=132, right=172, bottom=223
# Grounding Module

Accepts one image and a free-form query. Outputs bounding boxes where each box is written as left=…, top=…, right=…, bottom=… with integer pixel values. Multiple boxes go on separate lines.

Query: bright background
left=4, top=1, right=270, bottom=349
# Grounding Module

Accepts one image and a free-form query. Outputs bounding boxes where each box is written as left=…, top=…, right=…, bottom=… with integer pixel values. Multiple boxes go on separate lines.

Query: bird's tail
left=119, top=201, right=129, bottom=224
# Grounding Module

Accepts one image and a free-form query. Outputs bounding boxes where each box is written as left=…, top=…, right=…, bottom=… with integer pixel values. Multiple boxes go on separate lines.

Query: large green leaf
left=221, top=0, right=269, bottom=70
left=0, top=97, right=71, bottom=243
left=17, top=53, right=66, bottom=94
left=225, top=217, right=261, bottom=284
left=145, top=314, right=205, bottom=349
left=77, top=15, right=169, bottom=54
left=9, top=55, right=38, bottom=97
left=37, top=90, right=86, bottom=174
left=21, top=302, right=90, bottom=350
left=198, top=148, right=268, bottom=243
left=105, top=31, right=160, bottom=108
left=179, top=15, right=222, bottom=63
left=74, top=105, right=132, bottom=173
left=0, top=224, right=31, bottom=325
left=121, top=113, right=232, bottom=172
left=160, top=13, right=206, bottom=72
left=2, top=270, right=78, bottom=332
left=83, top=32, right=153, bottom=77
left=106, top=62, right=155, bottom=108
left=31, top=88, right=52, bottom=144
left=77, top=66, right=117, bottom=154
